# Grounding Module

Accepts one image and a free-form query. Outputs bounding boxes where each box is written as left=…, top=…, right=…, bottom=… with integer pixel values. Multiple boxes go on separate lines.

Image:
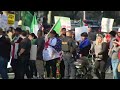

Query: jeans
left=0, top=56, right=8, bottom=79
left=63, top=52, right=75, bottom=79
left=105, top=57, right=112, bottom=72
left=111, top=59, right=119, bottom=79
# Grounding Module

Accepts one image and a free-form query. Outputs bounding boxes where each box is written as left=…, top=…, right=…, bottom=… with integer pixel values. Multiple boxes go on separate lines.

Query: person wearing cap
left=11, top=27, right=23, bottom=79
left=91, top=34, right=108, bottom=79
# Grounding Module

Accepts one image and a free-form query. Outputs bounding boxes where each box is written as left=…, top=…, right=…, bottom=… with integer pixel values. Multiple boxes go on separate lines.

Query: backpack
left=51, top=38, right=62, bottom=52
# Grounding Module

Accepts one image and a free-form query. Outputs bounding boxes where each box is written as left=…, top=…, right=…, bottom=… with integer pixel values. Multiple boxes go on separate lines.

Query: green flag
left=53, top=19, right=61, bottom=35
left=22, top=11, right=33, bottom=29
left=31, top=15, right=39, bottom=36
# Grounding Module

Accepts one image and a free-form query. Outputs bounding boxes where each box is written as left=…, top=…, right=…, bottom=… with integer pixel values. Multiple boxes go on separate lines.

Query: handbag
left=118, top=62, right=120, bottom=72
left=118, top=50, right=120, bottom=60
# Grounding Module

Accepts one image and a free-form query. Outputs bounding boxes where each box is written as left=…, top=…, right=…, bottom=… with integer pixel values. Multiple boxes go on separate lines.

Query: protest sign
left=101, top=18, right=114, bottom=32
left=30, top=45, right=37, bottom=60
left=0, top=14, right=8, bottom=30
left=8, top=14, right=15, bottom=25
left=75, top=26, right=88, bottom=41
left=7, top=21, right=18, bottom=30
left=54, top=16, right=71, bottom=30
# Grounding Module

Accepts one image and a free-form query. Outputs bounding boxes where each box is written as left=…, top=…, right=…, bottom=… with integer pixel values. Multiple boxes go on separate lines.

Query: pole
left=45, top=18, right=60, bottom=42
left=101, top=11, right=103, bottom=17
left=47, top=11, right=52, bottom=24
left=47, top=18, right=60, bottom=36
left=83, top=11, right=86, bottom=20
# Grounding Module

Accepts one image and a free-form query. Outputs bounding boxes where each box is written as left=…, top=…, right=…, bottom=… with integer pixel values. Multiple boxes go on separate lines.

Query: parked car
left=112, top=27, right=120, bottom=32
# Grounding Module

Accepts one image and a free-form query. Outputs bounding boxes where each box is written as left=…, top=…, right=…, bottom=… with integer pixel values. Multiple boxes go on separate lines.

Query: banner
left=54, top=16, right=71, bottom=30
left=8, top=14, right=15, bottom=25
left=0, top=14, right=8, bottom=30
left=75, top=26, right=88, bottom=41
left=30, top=45, right=37, bottom=60
left=101, top=18, right=114, bottom=32
left=7, top=21, right=18, bottom=30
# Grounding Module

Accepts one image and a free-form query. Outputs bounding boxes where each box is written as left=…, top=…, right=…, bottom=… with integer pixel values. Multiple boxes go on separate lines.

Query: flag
left=53, top=19, right=61, bottom=35
left=22, top=11, right=33, bottom=29
left=31, top=15, right=39, bottom=36
left=45, top=19, right=61, bottom=43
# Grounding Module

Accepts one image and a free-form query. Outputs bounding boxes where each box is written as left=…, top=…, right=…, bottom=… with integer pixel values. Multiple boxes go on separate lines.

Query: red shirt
left=106, top=34, right=111, bottom=43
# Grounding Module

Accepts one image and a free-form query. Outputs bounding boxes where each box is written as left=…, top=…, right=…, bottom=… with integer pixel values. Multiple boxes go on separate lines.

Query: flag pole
left=45, top=18, right=60, bottom=42
left=46, top=18, right=60, bottom=36
left=83, top=11, right=86, bottom=20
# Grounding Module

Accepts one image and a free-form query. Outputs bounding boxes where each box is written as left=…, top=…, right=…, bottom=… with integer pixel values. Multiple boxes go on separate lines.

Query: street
left=0, top=72, right=113, bottom=79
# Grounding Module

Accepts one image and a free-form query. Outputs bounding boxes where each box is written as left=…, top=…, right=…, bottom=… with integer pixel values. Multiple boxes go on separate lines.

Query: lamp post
left=83, top=11, right=86, bottom=20
left=101, top=11, right=103, bottom=17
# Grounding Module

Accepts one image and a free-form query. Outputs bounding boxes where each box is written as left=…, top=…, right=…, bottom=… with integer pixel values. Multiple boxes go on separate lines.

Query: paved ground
left=93, top=73, right=113, bottom=79
left=0, top=72, right=113, bottom=79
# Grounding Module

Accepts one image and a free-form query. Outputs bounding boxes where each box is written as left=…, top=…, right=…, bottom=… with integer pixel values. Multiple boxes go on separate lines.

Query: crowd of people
left=0, top=26, right=120, bottom=79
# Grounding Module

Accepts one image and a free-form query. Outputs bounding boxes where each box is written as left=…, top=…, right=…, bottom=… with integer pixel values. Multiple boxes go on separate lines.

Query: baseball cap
left=15, top=27, right=22, bottom=32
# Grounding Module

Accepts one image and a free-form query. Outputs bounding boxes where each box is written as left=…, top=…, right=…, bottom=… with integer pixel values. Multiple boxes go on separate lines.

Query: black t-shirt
left=17, top=38, right=31, bottom=59
left=0, top=35, right=11, bottom=60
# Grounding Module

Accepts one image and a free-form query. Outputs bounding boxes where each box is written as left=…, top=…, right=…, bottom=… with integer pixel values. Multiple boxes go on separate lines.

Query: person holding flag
left=43, top=18, right=62, bottom=79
